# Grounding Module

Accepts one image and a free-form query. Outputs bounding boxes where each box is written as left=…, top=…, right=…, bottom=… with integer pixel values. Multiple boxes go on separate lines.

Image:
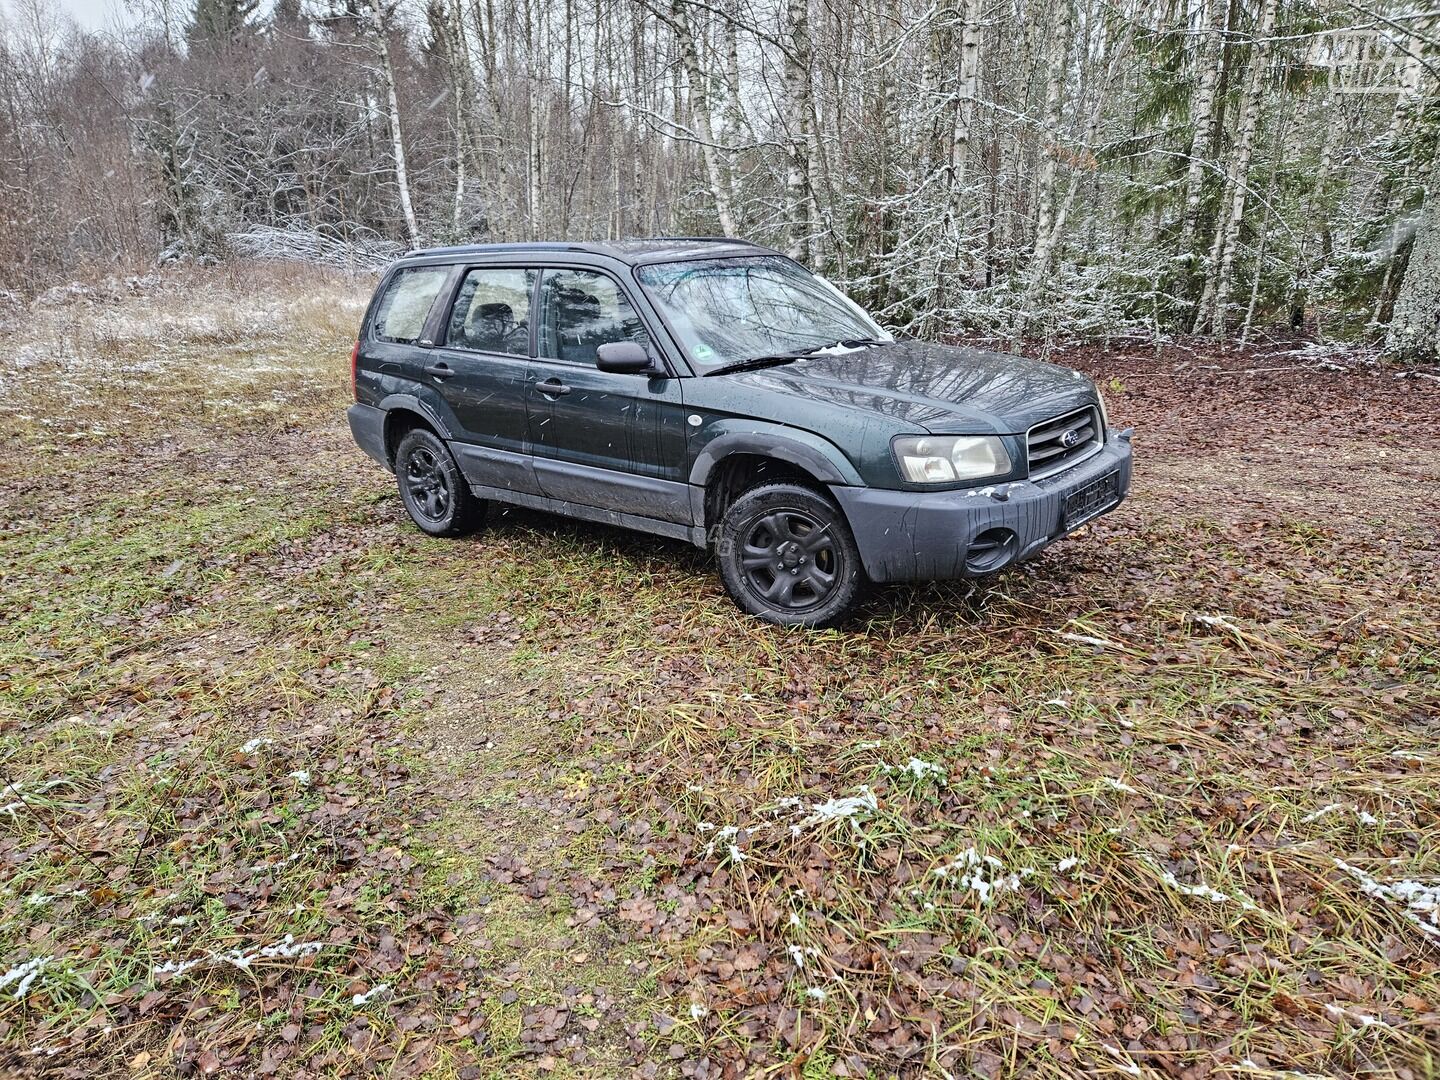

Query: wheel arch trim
left=377, top=394, right=454, bottom=466
left=688, top=427, right=863, bottom=489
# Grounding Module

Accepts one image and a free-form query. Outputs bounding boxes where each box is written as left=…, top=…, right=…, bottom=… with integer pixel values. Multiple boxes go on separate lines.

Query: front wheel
left=394, top=428, right=486, bottom=537
left=716, top=482, right=868, bottom=628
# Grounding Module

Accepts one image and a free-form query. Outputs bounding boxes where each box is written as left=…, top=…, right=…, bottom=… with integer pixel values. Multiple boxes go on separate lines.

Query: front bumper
left=832, top=434, right=1133, bottom=583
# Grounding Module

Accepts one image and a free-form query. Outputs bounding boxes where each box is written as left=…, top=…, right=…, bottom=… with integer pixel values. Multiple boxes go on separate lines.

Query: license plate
left=1062, top=471, right=1119, bottom=531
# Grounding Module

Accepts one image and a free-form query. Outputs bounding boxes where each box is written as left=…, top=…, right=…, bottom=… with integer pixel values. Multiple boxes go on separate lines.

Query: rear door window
left=371, top=266, right=450, bottom=344
left=445, top=268, right=536, bottom=356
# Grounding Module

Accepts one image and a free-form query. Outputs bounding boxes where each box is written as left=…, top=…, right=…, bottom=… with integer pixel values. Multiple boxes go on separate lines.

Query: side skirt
left=468, top=484, right=708, bottom=548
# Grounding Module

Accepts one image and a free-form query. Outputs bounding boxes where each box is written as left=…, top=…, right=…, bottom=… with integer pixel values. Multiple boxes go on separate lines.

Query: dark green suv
left=347, top=238, right=1133, bottom=627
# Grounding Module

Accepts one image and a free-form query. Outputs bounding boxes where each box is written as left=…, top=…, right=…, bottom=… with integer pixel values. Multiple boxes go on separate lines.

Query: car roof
left=394, top=237, right=779, bottom=268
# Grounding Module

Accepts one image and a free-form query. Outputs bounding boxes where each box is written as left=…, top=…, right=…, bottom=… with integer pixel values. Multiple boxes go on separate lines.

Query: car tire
left=717, top=482, right=868, bottom=628
left=394, top=428, right=486, bottom=538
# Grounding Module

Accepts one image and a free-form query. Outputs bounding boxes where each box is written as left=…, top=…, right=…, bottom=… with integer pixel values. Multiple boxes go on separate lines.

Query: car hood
left=723, top=340, right=1097, bottom=434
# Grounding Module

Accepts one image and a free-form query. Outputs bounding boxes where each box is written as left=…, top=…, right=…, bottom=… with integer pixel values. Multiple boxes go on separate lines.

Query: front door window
left=538, top=268, right=650, bottom=365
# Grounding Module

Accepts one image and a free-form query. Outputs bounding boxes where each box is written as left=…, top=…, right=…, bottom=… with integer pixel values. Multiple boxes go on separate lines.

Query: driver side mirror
left=596, top=341, right=655, bottom=374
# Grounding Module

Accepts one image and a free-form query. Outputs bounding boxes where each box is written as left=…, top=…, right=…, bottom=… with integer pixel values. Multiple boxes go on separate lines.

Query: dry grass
left=0, top=261, right=369, bottom=441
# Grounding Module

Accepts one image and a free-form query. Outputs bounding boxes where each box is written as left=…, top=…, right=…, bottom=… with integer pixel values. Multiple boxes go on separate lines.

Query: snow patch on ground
left=1300, top=803, right=1379, bottom=826
left=804, top=787, right=878, bottom=825
left=0, top=957, right=51, bottom=999
left=1323, top=1002, right=1391, bottom=1028
left=1100, top=1042, right=1142, bottom=1075
left=352, top=982, right=391, bottom=1006
left=881, top=757, right=946, bottom=784
left=151, top=934, right=326, bottom=980
left=1142, top=856, right=1256, bottom=910
left=933, top=847, right=1033, bottom=905
left=1334, top=859, right=1439, bottom=939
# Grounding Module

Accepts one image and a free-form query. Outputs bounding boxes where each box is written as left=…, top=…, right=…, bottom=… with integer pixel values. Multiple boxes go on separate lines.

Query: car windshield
left=635, top=255, right=890, bottom=370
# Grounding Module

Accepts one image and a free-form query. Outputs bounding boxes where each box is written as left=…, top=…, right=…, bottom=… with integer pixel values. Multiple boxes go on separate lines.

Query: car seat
left=466, top=301, right=514, bottom=353
left=552, top=288, right=604, bottom=364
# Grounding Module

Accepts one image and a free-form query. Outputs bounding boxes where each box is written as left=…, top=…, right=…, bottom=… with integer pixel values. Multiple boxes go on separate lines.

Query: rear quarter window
left=370, top=266, right=450, bottom=344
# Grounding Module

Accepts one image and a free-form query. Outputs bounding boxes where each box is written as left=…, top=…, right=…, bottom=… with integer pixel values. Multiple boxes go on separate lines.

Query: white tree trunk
left=529, top=98, right=544, bottom=235
left=527, top=0, right=546, bottom=237
left=1029, top=0, right=1071, bottom=286
left=916, top=24, right=939, bottom=174
left=1179, top=0, right=1227, bottom=251
left=452, top=103, right=467, bottom=233
left=949, top=0, right=982, bottom=198
left=1385, top=183, right=1440, bottom=361
left=1195, top=0, right=1278, bottom=335
left=445, top=0, right=472, bottom=233
left=370, top=2, right=419, bottom=247
left=671, top=0, right=736, bottom=235
left=783, top=0, right=812, bottom=258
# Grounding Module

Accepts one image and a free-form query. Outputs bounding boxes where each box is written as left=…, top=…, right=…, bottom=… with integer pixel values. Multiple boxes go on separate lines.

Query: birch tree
left=782, top=0, right=813, bottom=258
left=670, top=0, right=736, bottom=234
left=949, top=0, right=982, bottom=200
left=1031, top=0, right=1071, bottom=280
left=1179, top=0, right=1228, bottom=252
left=1385, top=181, right=1440, bottom=360
left=366, top=0, right=420, bottom=247
left=1194, top=0, right=1279, bottom=335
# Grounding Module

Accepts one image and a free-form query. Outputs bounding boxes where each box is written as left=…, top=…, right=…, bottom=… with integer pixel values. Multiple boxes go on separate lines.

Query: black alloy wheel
left=404, top=445, right=451, bottom=522
left=394, top=427, right=486, bottom=538
left=741, top=509, right=839, bottom=609
left=717, top=482, right=867, bottom=628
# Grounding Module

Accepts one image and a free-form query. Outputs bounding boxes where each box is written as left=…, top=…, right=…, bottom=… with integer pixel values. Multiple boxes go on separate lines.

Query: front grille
left=1027, top=405, right=1102, bottom=479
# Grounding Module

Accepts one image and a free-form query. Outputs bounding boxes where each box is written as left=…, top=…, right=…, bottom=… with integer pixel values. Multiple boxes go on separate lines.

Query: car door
left=424, top=265, right=541, bottom=496
left=528, top=266, right=690, bottom=524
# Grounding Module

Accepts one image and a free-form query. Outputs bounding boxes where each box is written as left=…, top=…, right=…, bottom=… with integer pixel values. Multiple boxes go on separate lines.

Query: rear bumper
left=347, top=403, right=390, bottom=470
left=832, top=435, right=1133, bottom=583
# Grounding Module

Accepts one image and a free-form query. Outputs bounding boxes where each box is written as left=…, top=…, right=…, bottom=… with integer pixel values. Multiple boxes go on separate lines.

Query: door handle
left=424, top=361, right=454, bottom=380
left=536, top=378, right=571, bottom=397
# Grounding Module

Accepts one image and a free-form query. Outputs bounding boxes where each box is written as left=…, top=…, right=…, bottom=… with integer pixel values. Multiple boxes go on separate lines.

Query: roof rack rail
left=640, top=235, right=757, bottom=244
left=394, top=237, right=768, bottom=264
left=400, top=241, right=585, bottom=257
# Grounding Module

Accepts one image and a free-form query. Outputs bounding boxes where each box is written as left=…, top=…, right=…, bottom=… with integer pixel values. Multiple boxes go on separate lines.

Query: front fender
left=688, top=423, right=865, bottom=488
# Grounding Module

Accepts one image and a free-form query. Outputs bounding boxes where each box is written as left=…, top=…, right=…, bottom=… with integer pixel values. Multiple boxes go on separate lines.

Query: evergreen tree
left=187, top=0, right=260, bottom=51
left=270, top=0, right=309, bottom=34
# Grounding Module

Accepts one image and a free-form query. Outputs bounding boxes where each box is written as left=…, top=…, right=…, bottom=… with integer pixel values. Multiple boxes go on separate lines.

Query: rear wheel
left=394, top=428, right=485, bottom=537
left=716, top=482, right=867, bottom=628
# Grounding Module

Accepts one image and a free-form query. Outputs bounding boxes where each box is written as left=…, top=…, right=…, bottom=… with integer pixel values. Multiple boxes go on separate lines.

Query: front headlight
left=892, top=435, right=1012, bottom=484
left=1096, top=387, right=1110, bottom=431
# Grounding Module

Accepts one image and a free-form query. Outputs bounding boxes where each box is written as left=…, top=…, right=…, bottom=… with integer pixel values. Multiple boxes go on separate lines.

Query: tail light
left=350, top=339, right=360, bottom=400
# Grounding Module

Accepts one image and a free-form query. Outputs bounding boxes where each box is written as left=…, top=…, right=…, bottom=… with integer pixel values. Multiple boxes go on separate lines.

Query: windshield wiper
left=702, top=351, right=809, bottom=377
left=804, top=336, right=890, bottom=352
left=702, top=338, right=890, bottom=377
